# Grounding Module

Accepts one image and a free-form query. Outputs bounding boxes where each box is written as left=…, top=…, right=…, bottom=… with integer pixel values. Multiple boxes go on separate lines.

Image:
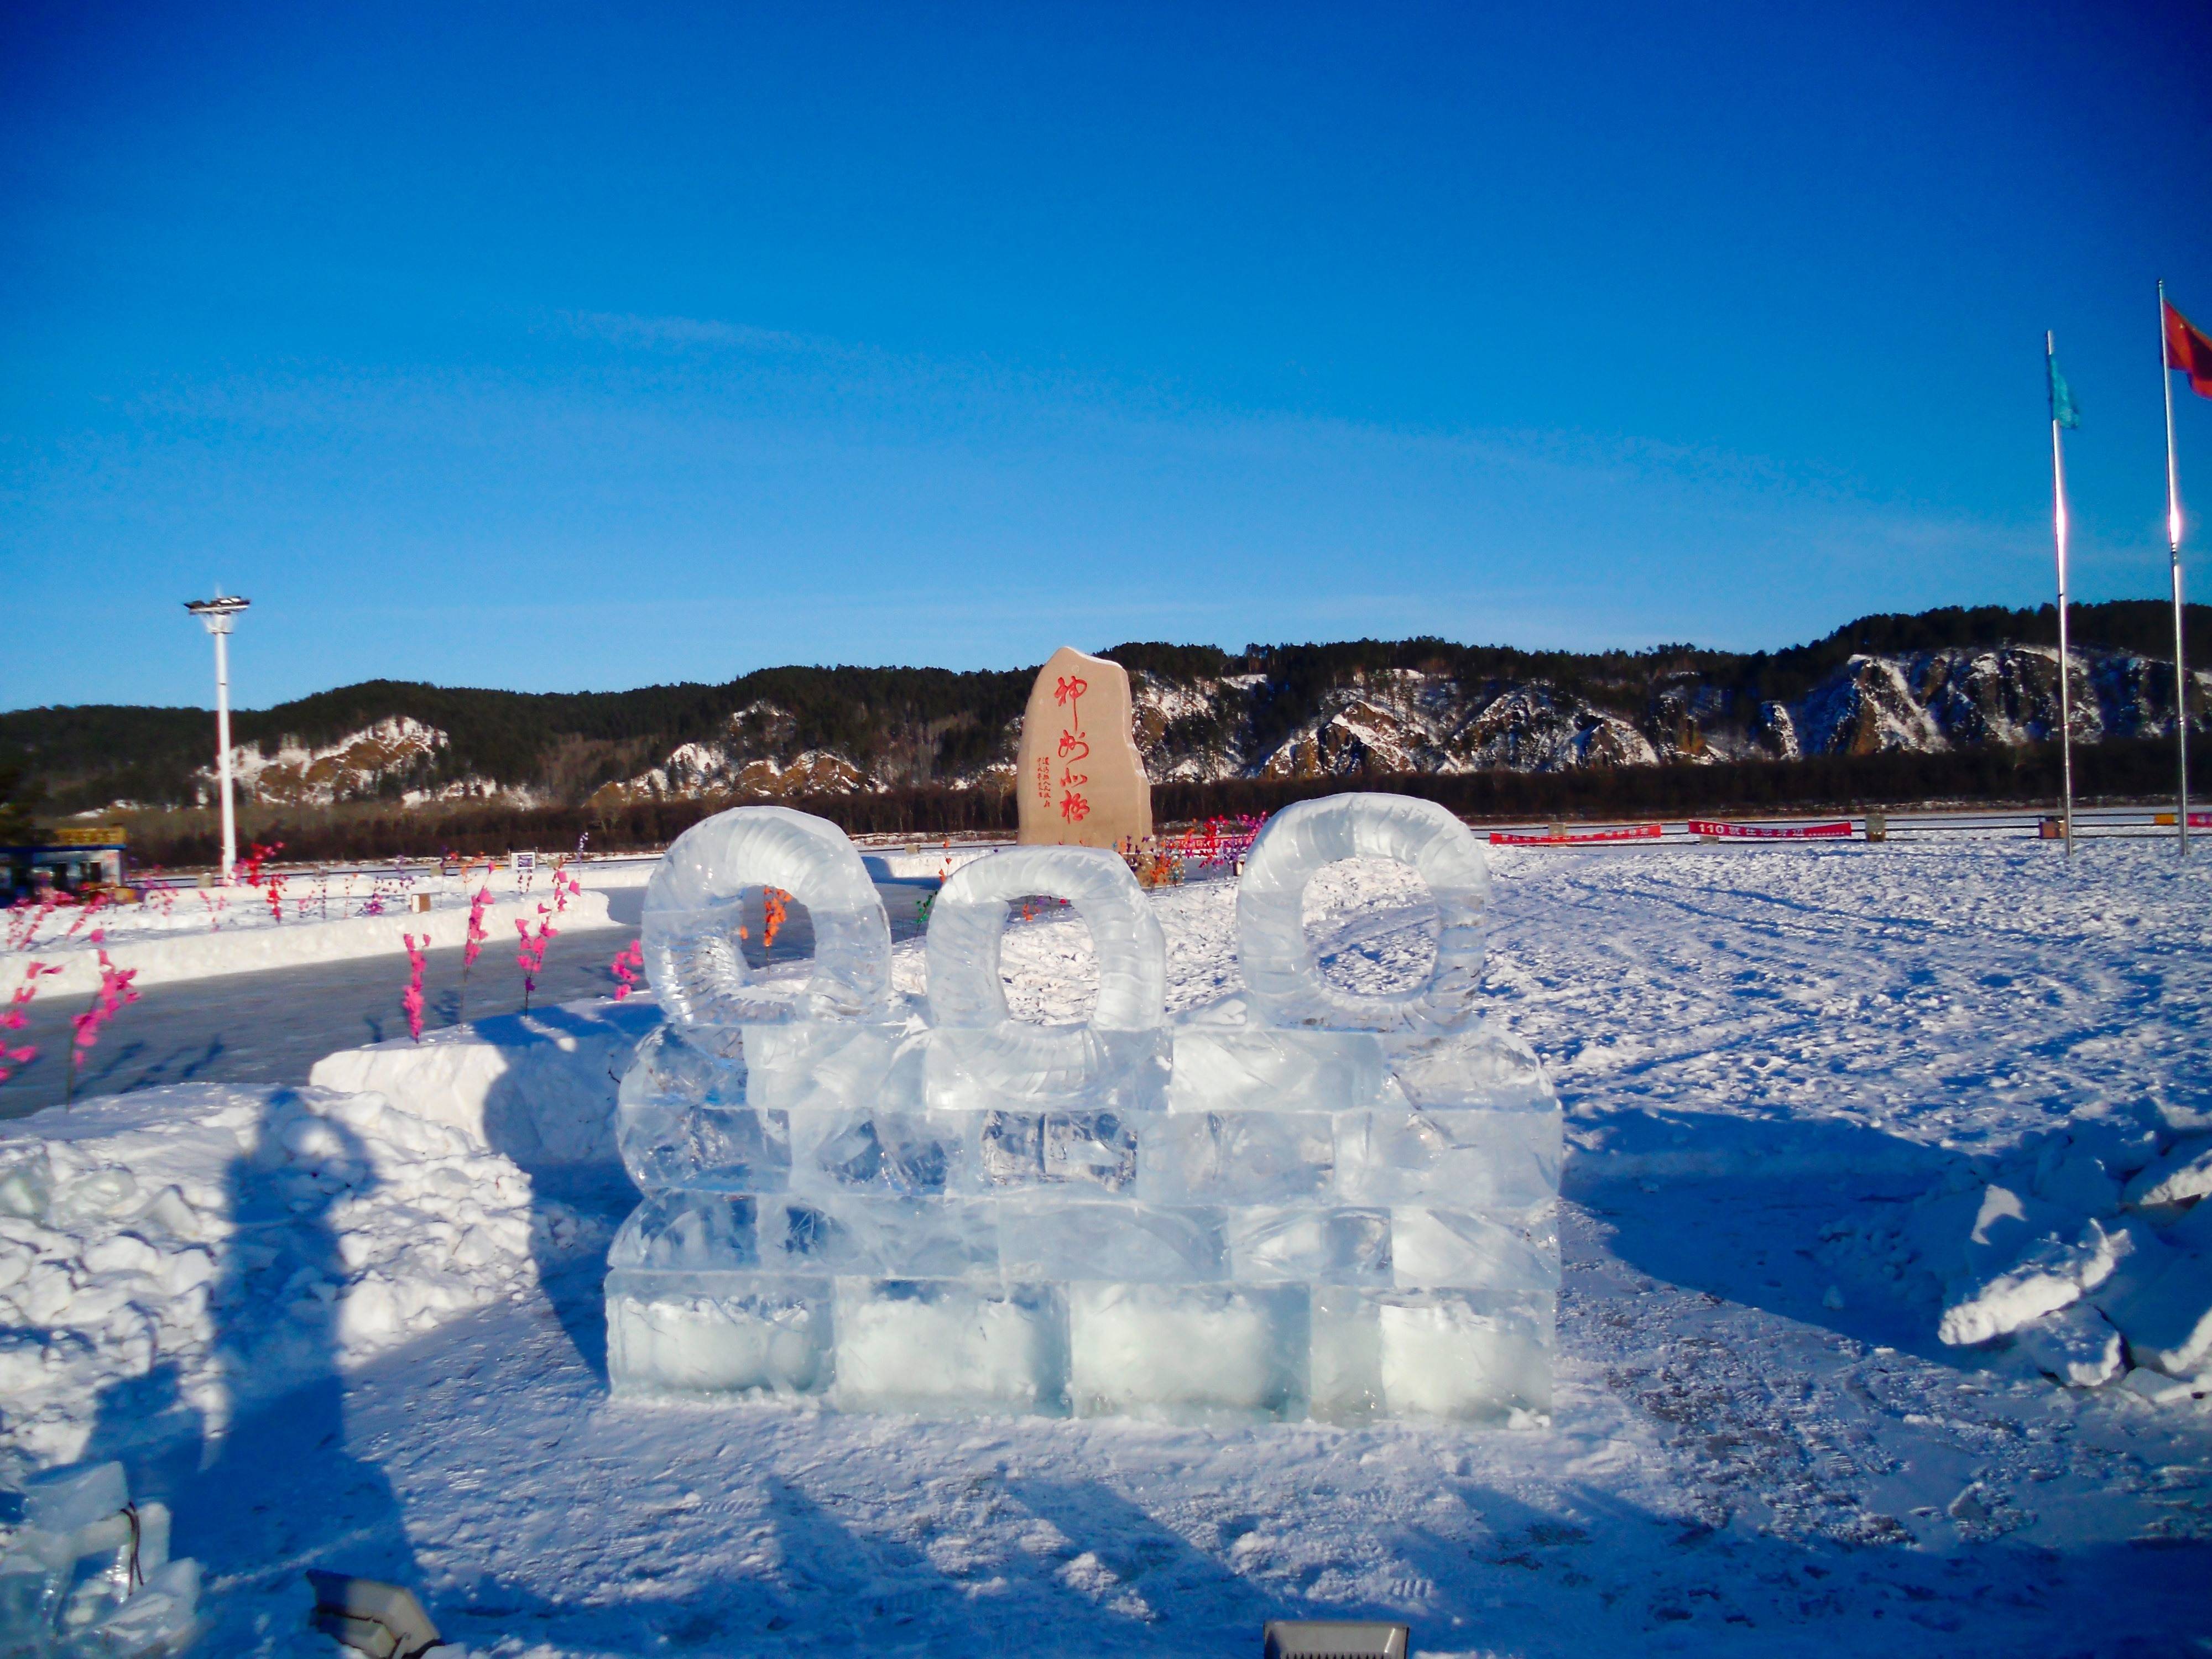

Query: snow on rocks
left=1923, top=1119, right=2212, bottom=1400
left=0, top=1000, right=652, bottom=1472
left=1933, top=1186, right=2122, bottom=1346
left=2122, top=1133, right=2212, bottom=1208
left=2091, top=1223, right=2212, bottom=1379
left=2015, top=1300, right=2125, bottom=1387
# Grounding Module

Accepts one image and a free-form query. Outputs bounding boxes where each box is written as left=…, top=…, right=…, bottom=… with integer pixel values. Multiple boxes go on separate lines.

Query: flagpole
left=2049, top=331, right=2075, bottom=855
left=2163, top=280, right=2190, bottom=856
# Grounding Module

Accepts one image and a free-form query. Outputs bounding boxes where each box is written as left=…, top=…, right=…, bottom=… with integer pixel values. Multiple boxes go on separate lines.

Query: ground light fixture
left=182, top=592, right=250, bottom=883
left=1262, top=1620, right=1412, bottom=1658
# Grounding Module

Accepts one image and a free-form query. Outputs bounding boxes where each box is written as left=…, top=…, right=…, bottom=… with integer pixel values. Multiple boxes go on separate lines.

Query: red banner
left=1490, top=823, right=1663, bottom=846
left=1688, top=819, right=1853, bottom=839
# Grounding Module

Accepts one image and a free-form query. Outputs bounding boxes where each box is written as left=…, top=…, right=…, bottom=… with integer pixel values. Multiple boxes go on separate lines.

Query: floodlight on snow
left=1262, top=1620, right=1411, bottom=1659
left=182, top=592, right=250, bottom=883
left=305, top=1570, right=444, bottom=1659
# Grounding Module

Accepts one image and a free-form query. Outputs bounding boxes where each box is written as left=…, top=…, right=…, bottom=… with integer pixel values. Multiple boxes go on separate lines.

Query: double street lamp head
left=184, top=593, right=251, bottom=636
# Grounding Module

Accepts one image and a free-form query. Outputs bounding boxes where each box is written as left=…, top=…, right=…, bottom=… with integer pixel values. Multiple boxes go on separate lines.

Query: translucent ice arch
left=1235, top=792, right=1491, bottom=1031
left=927, top=845, right=1166, bottom=1029
left=925, top=845, right=1168, bottom=1107
left=641, top=806, right=893, bottom=1025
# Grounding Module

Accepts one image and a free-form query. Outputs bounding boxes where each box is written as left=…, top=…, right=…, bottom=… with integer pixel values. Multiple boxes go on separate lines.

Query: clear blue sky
left=4, top=1, right=2210, bottom=709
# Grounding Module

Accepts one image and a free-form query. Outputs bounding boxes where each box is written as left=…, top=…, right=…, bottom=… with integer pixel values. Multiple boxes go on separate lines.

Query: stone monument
left=1016, top=646, right=1152, bottom=849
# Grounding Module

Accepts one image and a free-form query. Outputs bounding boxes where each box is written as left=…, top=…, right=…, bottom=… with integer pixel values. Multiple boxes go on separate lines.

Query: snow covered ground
left=3, top=839, right=2209, bottom=1656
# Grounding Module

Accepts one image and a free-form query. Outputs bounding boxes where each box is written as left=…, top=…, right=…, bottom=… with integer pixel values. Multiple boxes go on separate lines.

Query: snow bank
left=0, top=1000, right=655, bottom=1471
left=308, top=998, right=658, bottom=1166
left=7, top=890, right=615, bottom=997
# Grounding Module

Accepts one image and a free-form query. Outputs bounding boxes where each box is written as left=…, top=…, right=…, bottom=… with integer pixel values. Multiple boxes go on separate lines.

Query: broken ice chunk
left=80, top=1558, right=201, bottom=1659
left=2118, top=1364, right=2211, bottom=1405
left=2094, top=1237, right=2212, bottom=1378
left=2031, top=1133, right=2124, bottom=1218
left=23, top=1463, right=127, bottom=1537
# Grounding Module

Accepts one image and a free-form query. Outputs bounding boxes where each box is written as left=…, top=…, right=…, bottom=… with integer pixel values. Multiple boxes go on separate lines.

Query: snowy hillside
left=11, top=602, right=2210, bottom=814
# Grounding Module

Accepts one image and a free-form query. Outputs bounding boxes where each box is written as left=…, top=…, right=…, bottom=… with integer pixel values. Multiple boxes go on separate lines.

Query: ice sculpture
left=608, top=794, right=1559, bottom=1424
left=0, top=1461, right=204, bottom=1659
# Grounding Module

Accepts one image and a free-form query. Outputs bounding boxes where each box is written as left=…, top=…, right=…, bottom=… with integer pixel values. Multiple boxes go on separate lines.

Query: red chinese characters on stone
left=1053, top=675, right=1091, bottom=814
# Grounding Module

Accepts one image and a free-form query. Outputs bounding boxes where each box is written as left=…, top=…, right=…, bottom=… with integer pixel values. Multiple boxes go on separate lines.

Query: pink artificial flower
left=610, top=940, right=644, bottom=1001
left=0, top=959, right=61, bottom=1083
left=464, top=881, right=493, bottom=971
left=401, top=932, right=429, bottom=1042
left=65, top=947, right=139, bottom=1105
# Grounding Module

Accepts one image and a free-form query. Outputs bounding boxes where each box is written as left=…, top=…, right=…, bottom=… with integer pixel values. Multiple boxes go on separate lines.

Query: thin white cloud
left=556, top=310, right=816, bottom=354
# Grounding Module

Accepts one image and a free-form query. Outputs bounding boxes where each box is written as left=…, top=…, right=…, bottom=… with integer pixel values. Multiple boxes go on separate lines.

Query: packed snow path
left=9, top=841, right=2211, bottom=1656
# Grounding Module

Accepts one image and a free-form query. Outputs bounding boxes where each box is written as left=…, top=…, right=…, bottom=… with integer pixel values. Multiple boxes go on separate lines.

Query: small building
left=2, top=825, right=129, bottom=902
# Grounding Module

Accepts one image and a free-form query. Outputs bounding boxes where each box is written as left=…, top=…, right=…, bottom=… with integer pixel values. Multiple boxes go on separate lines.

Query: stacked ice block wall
left=607, top=795, right=1560, bottom=1423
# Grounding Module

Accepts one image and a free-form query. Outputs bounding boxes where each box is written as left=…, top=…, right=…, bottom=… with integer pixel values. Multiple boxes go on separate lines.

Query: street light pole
left=184, top=593, right=251, bottom=881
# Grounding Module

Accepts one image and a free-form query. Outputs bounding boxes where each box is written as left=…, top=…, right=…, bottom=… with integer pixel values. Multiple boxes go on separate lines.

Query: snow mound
left=0, top=1001, right=653, bottom=1470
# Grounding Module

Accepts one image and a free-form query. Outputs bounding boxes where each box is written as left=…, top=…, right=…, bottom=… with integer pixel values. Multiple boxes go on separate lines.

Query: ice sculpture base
left=608, top=1267, right=1554, bottom=1425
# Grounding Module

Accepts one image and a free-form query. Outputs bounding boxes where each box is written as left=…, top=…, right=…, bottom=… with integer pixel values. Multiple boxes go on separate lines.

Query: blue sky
left=4, top=1, right=2210, bottom=709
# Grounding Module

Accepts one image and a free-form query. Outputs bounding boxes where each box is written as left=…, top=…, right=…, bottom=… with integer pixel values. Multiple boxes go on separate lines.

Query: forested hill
left=4, top=600, right=2208, bottom=817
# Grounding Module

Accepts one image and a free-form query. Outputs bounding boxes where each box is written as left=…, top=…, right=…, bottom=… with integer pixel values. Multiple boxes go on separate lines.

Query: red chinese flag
left=2169, top=299, right=2212, bottom=399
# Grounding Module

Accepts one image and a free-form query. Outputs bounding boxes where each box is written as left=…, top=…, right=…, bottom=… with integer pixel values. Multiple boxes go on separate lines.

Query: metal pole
left=213, top=624, right=237, bottom=881
left=2049, top=331, right=2074, bottom=855
left=185, top=593, right=249, bottom=883
left=2163, top=280, right=2189, bottom=855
